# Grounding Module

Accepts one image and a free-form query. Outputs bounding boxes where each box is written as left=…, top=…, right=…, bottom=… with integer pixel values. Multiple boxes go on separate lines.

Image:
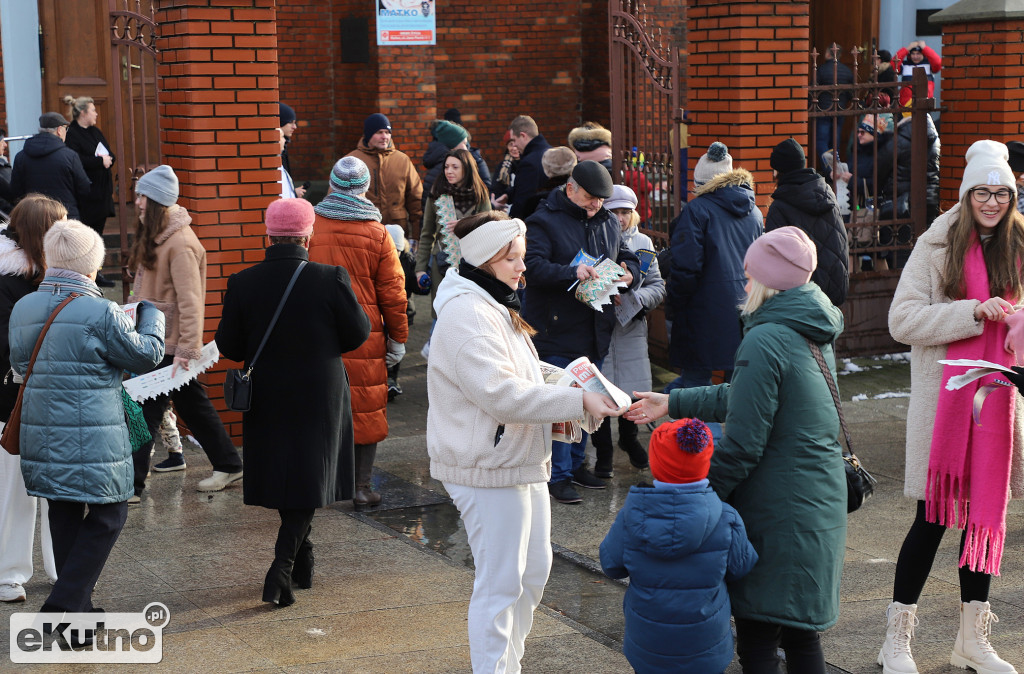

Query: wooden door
left=38, top=0, right=112, bottom=122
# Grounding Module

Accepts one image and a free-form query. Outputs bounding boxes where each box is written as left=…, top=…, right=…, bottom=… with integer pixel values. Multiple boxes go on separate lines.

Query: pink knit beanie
left=744, top=226, right=817, bottom=291
left=266, top=198, right=314, bottom=237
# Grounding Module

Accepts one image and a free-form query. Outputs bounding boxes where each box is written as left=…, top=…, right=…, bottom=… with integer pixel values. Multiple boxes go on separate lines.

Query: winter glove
left=385, top=338, right=406, bottom=369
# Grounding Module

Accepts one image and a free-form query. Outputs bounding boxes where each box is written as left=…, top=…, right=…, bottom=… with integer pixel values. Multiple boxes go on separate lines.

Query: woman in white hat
left=883, top=140, right=1023, bottom=674
left=426, top=210, right=620, bottom=673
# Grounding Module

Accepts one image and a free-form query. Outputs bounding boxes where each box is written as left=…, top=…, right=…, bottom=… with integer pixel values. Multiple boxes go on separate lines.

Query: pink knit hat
left=266, top=198, right=314, bottom=237
left=744, top=226, right=816, bottom=291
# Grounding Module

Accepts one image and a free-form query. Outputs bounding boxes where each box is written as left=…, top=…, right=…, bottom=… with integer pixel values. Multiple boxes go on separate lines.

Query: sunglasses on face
left=970, top=188, right=1014, bottom=205
left=857, top=123, right=876, bottom=136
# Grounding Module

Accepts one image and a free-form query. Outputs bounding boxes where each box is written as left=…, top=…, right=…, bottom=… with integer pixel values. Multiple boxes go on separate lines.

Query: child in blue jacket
left=600, top=418, right=758, bottom=673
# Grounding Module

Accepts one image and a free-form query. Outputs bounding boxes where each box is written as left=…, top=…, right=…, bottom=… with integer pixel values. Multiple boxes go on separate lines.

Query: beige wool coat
left=888, top=204, right=1024, bottom=500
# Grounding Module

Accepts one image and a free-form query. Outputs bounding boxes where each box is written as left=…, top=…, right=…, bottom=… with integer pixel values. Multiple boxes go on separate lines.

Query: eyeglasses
left=857, top=123, right=876, bottom=135
left=971, top=188, right=1014, bottom=204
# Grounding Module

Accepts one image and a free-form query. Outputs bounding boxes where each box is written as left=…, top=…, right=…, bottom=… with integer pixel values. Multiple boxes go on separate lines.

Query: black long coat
left=64, top=123, right=115, bottom=229
left=215, top=244, right=371, bottom=509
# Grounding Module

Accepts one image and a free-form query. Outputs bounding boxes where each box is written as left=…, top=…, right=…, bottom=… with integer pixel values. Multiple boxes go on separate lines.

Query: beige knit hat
left=694, top=142, right=733, bottom=186
left=959, top=140, right=1017, bottom=201
left=459, top=218, right=527, bottom=267
left=44, top=219, right=105, bottom=277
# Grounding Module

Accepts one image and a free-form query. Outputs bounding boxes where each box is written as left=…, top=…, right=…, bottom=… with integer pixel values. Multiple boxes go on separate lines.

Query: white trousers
left=0, top=433, right=56, bottom=586
left=444, top=482, right=552, bottom=674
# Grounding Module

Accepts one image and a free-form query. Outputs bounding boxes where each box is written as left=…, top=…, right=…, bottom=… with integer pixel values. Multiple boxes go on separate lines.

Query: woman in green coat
left=628, top=226, right=847, bottom=673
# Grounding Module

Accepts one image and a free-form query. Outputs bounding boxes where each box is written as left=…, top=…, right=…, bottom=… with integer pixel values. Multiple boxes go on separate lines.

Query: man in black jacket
left=505, top=114, right=551, bottom=214
left=10, top=113, right=90, bottom=219
left=766, top=138, right=848, bottom=306
left=523, top=160, right=641, bottom=504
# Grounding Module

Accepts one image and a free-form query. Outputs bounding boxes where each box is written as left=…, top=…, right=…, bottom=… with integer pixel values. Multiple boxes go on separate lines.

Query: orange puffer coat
left=308, top=215, right=408, bottom=444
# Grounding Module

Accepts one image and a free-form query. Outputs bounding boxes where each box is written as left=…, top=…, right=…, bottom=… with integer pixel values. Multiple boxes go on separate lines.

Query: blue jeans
left=544, top=355, right=602, bottom=483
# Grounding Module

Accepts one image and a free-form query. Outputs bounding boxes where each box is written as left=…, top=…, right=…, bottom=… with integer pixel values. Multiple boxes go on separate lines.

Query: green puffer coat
left=668, top=282, right=847, bottom=631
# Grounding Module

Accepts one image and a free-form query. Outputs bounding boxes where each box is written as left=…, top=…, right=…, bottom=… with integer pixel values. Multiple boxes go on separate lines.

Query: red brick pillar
left=931, top=5, right=1024, bottom=211
left=156, top=1, right=280, bottom=439
left=687, top=0, right=810, bottom=210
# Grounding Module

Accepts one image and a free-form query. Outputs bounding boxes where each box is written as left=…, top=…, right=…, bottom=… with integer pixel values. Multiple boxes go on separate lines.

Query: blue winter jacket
left=669, top=169, right=763, bottom=371
left=523, top=187, right=641, bottom=361
left=600, top=482, right=758, bottom=674
left=9, top=274, right=165, bottom=503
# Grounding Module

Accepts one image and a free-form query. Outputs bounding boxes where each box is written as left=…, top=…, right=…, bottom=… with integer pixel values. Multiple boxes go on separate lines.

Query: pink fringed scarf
left=928, top=237, right=1015, bottom=575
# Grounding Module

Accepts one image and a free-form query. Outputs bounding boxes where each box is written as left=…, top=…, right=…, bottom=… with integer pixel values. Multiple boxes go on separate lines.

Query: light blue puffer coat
left=9, top=275, right=165, bottom=503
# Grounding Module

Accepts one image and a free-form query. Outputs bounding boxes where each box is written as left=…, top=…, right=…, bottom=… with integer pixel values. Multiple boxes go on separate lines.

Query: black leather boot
left=291, top=528, right=314, bottom=590
left=262, top=564, right=296, bottom=607
left=618, top=416, right=649, bottom=469
left=591, top=419, right=615, bottom=478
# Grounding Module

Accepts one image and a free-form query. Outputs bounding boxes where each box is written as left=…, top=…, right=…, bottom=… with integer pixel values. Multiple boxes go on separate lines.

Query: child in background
left=152, top=407, right=185, bottom=472
left=599, top=417, right=757, bottom=674
left=591, top=184, right=666, bottom=474
left=385, top=225, right=416, bottom=399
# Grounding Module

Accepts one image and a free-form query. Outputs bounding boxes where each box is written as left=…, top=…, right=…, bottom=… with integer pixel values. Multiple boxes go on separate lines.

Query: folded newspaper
left=540, top=356, right=632, bottom=443
left=575, top=259, right=628, bottom=310
left=938, top=358, right=1017, bottom=426
left=939, top=358, right=1017, bottom=390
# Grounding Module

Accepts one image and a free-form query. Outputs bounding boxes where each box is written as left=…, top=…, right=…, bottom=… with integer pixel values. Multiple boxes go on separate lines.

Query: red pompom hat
left=648, top=418, right=714, bottom=484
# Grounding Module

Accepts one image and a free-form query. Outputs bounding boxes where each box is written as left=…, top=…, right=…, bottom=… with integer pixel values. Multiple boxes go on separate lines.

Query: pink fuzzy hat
left=744, top=226, right=817, bottom=291
left=266, top=198, right=314, bottom=237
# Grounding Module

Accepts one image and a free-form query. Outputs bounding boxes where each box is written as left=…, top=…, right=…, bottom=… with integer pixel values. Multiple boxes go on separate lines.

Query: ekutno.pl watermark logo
left=9, top=602, right=169, bottom=663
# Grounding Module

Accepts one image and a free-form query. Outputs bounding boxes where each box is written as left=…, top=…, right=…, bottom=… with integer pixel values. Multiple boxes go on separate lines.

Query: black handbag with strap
left=806, top=338, right=878, bottom=513
left=223, top=261, right=307, bottom=412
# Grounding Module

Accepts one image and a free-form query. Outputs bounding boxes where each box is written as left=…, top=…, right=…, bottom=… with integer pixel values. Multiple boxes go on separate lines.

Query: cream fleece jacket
left=427, top=268, right=585, bottom=488
left=889, top=204, right=1024, bottom=500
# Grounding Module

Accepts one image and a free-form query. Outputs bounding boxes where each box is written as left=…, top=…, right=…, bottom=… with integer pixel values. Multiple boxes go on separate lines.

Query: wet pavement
left=1, top=294, right=1022, bottom=672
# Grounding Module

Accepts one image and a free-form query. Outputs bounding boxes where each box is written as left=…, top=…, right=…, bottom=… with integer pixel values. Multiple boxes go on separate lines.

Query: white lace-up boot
left=878, top=601, right=920, bottom=674
left=950, top=600, right=1018, bottom=674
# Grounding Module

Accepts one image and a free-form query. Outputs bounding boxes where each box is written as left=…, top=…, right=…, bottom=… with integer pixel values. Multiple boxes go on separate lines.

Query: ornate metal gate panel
left=109, top=0, right=160, bottom=298
left=808, top=45, right=934, bottom=357
left=608, top=0, right=683, bottom=248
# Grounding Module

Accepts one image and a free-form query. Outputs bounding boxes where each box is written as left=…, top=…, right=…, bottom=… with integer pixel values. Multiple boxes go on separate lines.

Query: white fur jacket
left=889, top=204, right=1024, bottom=500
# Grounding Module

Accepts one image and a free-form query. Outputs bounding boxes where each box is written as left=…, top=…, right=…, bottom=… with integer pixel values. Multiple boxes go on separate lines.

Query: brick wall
left=687, top=0, right=810, bottom=210
left=935, top=17, right=1024, bottom=211
left=275, top=1, right=336, bottom=184
left=156, top=0, right=281, bottom=438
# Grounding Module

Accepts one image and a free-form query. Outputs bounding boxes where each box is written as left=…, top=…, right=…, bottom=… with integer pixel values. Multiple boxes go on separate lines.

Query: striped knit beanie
left=330, top=156, right=371, bottom=196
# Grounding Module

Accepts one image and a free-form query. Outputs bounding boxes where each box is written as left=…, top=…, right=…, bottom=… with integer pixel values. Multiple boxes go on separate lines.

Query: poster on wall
left=376, top=0, right=436, bottom=46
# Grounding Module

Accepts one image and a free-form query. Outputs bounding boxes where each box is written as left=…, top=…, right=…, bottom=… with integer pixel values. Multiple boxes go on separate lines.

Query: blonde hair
left=739, top=277, right=780, bottom=316
left=619, top=209, right=641, bottom=230
left=63, top=95, right=94, bottom=121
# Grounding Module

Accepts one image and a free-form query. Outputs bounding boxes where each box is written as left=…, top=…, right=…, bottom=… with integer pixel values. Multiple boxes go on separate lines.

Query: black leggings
left=892, top=500, right=991, bottom=604
left=734, top=618, right=825, bottom=674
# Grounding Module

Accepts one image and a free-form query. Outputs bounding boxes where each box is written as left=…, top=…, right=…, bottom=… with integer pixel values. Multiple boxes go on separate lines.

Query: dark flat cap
left=571, top=160, right=614, bottom=199
left=39, top=112, right=68, bottom=128
left=1007, top=140, right=1024, bottom=174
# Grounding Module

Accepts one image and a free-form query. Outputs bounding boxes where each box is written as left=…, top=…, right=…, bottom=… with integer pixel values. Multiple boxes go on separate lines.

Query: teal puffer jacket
left=669, top=283, right=847, bottom=631
left=9, top=275, right=165, bottom=503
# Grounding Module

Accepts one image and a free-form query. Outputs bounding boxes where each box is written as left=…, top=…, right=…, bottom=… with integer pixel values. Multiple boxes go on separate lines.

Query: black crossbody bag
left=223, top=262, right=307, bottom=412
left=806, top=338, right=878, bottom=513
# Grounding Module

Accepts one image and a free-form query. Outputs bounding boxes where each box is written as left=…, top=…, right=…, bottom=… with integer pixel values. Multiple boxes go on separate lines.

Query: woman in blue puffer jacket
left=9, top=219, right=164, bottom=616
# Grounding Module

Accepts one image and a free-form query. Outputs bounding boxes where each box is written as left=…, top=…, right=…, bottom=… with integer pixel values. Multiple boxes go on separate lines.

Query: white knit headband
left=459, top=218, right=527, bottom=266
